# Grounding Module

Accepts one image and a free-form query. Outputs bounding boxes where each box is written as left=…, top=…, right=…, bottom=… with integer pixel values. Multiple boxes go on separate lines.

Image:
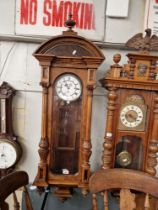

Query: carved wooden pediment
left=125, top=28, right=158, bottom=52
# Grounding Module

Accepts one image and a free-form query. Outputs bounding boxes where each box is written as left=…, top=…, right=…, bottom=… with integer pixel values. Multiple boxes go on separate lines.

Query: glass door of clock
left=51, top=97, right=82, bottom=175
left=115, top=135, right=143, bottom=170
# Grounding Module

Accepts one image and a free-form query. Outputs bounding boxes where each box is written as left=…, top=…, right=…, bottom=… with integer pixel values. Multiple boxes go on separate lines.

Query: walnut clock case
left=0, top=82, right=22, bottom=178
left=33, top=24, right=105, bottom=200
left=100, top=52, right=158, bottom=176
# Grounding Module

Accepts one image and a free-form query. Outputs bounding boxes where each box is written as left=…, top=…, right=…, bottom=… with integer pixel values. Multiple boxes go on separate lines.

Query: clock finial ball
left=113, top=54, right=121, bottom=65
left=65, top=14, right=76, bottom=31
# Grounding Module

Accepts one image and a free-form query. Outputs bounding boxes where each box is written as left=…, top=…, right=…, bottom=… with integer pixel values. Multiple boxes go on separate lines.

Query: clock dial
left=0, top=140, right=17, bottom=169
left=120, top=105, right=143, bottom=128
left=55, top=74, right=82, bottom=102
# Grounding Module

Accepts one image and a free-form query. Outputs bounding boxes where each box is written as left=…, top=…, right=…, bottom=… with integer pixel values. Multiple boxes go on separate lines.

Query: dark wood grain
left=0, top=171, right=33, bottom=210
left=89, top=168, right=158, bottom=198
left=0, top=171, right=28, bottom=202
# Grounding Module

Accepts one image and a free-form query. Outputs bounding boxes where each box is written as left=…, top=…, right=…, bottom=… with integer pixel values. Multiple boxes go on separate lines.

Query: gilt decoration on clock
left=100, top=30, right=158, bottom=176
left=33, top=16, right=105, bottom=200
left=118, top=95, right=147, bottom=131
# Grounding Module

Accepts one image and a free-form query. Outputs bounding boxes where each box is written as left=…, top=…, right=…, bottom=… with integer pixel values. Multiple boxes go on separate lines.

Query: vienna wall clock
left=33, top=16, right=105, bottom=200
left=100, top=34, right=158, bottom=176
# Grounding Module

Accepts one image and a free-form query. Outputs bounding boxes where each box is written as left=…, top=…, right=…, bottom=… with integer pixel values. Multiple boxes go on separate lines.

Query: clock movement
left=100, top=33, right=158, bottom=176
left=33, top=16, right=105, bottom=200
left=0, top=82, right=22, bottom=178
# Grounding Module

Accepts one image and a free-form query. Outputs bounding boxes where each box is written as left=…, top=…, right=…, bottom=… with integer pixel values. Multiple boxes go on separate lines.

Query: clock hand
left=1, top=153, right=5, bottom=158
left=126, top=113, right=137, bottom=121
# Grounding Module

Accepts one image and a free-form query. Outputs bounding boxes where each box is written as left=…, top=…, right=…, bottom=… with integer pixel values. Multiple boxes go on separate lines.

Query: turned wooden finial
left=65, top=14, right=76, bottom=32
left=113, top=54, right=121, bottom=66
left=111, top=54, right=122, bottom=78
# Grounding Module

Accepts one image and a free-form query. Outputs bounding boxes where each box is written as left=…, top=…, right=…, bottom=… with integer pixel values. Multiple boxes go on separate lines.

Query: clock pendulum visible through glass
left=116, top=137, right=132, bottom=168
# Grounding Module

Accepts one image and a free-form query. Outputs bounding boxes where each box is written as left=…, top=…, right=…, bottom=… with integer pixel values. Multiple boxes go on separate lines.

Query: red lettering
left=79, top=3, right=85, bottom=29
left=43, top=0, right=51, bottom=26
left=29, top=0, right=37, bottom=25
left=155, top=0, right=158, bottom=3
left=92, top=11, right=95, bottom=30
left=73, top=2, right=80, bottom=28
left=20, top=0, right=29, bottom=24
left=84, top=4, right=93, bottom=30
left=42, top=0, right=96, bottom=30
left=52, top=0, right=64, bottom=27
left=20, top=0, right=37, bottom=25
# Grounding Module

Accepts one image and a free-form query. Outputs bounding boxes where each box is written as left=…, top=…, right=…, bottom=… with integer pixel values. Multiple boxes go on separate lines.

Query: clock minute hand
left=126, top=113, right=137, bottom=121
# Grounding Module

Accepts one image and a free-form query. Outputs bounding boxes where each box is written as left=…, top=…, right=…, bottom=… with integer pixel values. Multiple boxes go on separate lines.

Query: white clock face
left=55, top=74, right=82, bottom=102
left=120, top=105, right=143, bottom=128
left=0, top=140, right=17, bottom=169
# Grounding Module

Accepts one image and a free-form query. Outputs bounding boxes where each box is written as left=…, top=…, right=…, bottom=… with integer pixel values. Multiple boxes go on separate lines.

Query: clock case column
left=33, top=29, right=105, bottom=200
left=101, top=87, right=118, bottom=170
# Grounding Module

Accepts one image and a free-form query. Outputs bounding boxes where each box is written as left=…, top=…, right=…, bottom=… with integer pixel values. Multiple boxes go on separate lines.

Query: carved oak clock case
left=33, top=26, right=104, bottom=199
left=100, top=52, right=158, bottom=176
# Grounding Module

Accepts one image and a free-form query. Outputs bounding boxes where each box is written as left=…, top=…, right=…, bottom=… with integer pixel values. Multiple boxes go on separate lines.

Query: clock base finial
left=54, top=187, right=73, bottom=202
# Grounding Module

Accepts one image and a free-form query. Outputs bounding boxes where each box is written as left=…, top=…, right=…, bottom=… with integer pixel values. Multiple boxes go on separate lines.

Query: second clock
left=100, top=52, right=158, bottom=176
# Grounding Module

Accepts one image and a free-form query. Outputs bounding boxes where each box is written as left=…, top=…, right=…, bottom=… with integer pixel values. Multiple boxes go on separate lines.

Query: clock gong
left=33, top=16, right=105, bottom=200
left=100, top=49, right=158, bottom=176
left=0, top=82, right=22, bottom=178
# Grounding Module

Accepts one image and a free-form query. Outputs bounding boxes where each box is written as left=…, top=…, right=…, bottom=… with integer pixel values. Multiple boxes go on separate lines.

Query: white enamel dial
left=0, top=140, right=17, bottom=169
left=55, top=74, right=82, bottom=102
left=120, top=105, right=143, bottom=128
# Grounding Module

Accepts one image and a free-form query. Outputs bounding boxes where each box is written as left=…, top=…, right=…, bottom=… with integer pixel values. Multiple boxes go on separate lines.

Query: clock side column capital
left=86, top=68, right=97, bottom=92
left=40, top=65, right=51, bottom=88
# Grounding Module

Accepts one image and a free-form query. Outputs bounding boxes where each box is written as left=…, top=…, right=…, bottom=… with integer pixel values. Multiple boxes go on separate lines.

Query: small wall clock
left=0, top=82, right=22, bottom=178
left=33, top=16, right=105, bottom=200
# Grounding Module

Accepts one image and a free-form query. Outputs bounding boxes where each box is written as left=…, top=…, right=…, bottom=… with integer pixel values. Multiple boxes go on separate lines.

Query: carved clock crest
left=100, top=29, right=158, bottom=176
left=33, top=16, right=105, bottom=200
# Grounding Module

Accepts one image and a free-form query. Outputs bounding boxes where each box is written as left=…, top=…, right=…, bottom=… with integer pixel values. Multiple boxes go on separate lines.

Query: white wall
left=0, top=0, right=146, bottom=43
left=105, top=0, right=145, bottom=43
left=0, top=41, right=42, bottom=180
left=0, top=0, right=153, bottom=182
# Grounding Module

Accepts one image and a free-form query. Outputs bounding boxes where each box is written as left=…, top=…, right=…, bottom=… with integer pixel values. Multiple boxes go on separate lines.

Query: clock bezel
left=118, top=102, right=147, bottom=131
left=119, top=104, right=144, bottom=128
left=0, top=137, right=22, bottom=170
left=55, top=73, right=82, bottom=102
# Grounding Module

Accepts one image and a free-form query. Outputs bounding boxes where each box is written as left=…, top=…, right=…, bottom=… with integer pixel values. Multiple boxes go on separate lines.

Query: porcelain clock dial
left=55, top=74, right=82, bottom=102
left=120, top=105, right=143, bottom=128
left=0, top=140, right=17, bottom=169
